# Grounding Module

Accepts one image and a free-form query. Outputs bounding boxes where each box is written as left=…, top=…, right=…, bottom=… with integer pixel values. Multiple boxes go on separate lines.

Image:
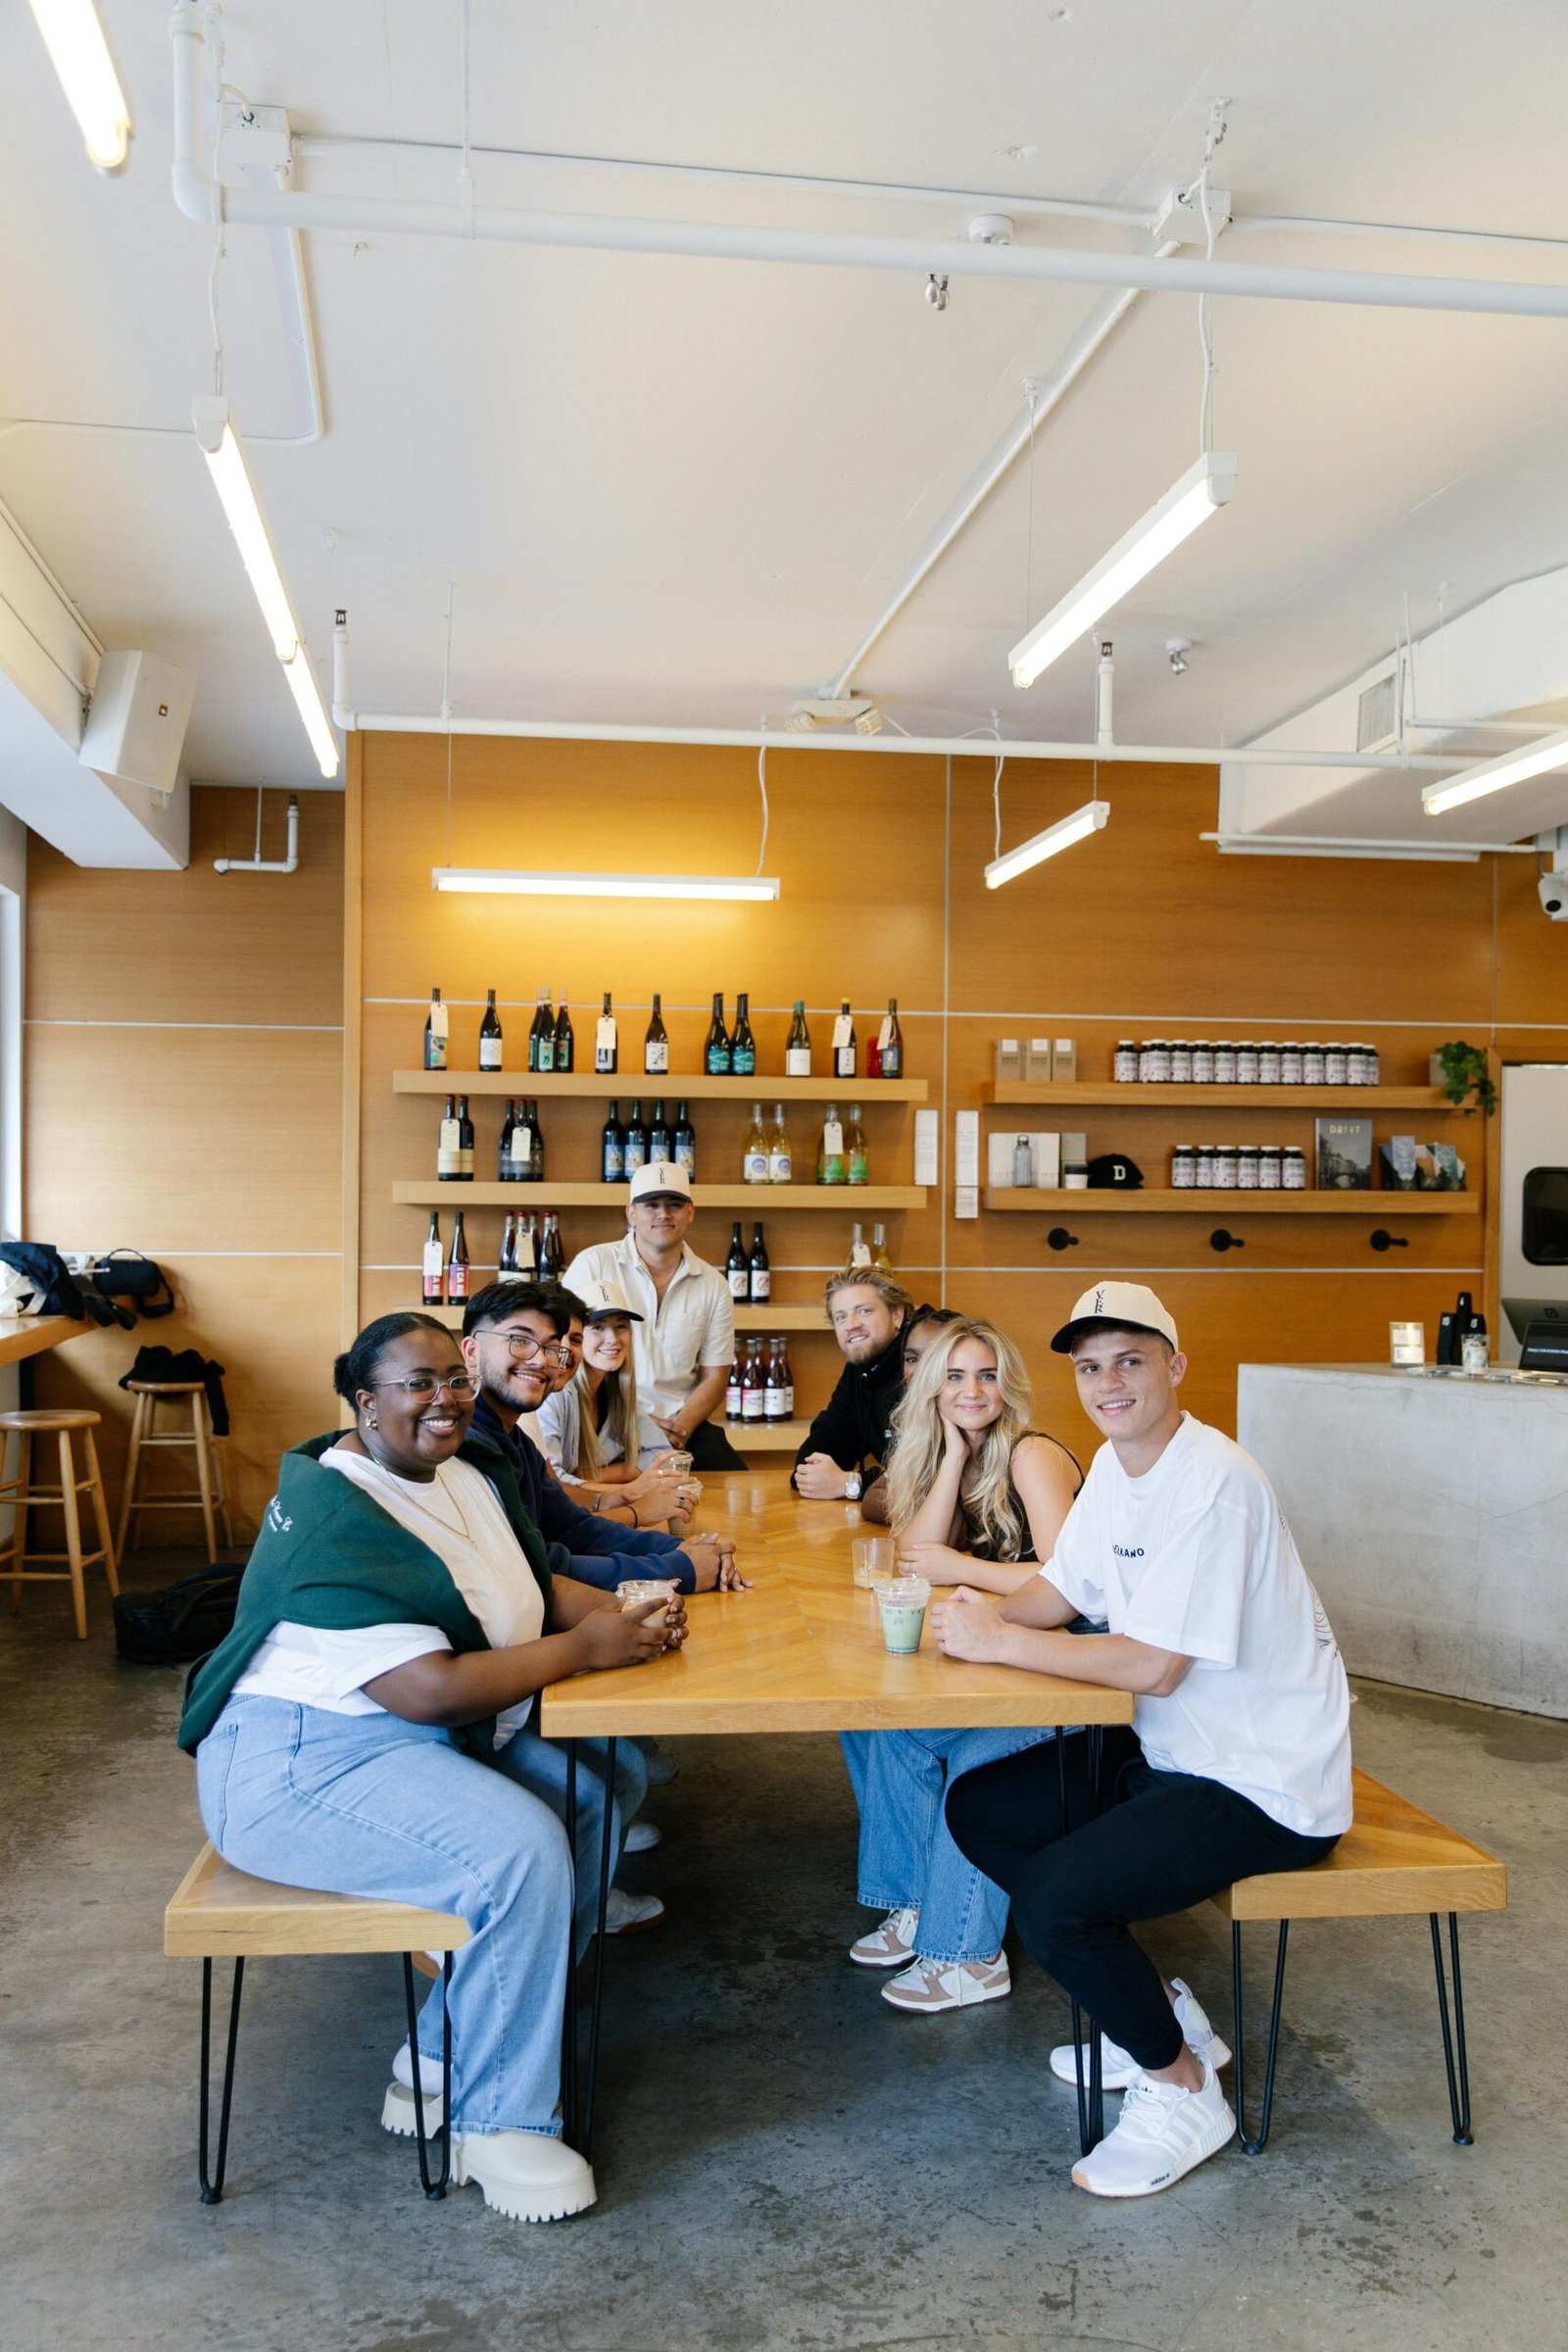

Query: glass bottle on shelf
left=516, top=1211, right=538, bottom=1274
left=553, top=995, right=574, bottom=1073
left=749, top=1222, right=769, bottom=1302
left=833, top=998, right=857, bottom=1079
left=423, top=987, right=448, bottom=1072
left=726, top=1347, right=744, bottom=1421
left=704, top=993, right=731, bottom=1076
left=731, top=992, right=757, bottom=1078
left=531, top=989, right=556, bottom=1074
left=539, top=1211, right=565, bottom=1280
left=673, top=1100, right=697, bottom=1181
left=649, top=1100, right=671, bottom=1162
left=623, top=1100, right=649, bottom=1175
left=498, top=1097, right=519, bottom=1182
left=743, top=1102, right=769, bottom=1184
left=457, top=1094, right=476, bottom=1179
left=741, top=1340, right=766, bottom=1421
left=876, top=998, right=903, bottom=1079
left=871, top=1222, right=893, bottom=1272
left=421, top=1211, right=444, bottom=1305
left=785, top=1000, right=811, bottom=1078
left=520, top=1097, right=544, bottom=1183
left=726, top=1221, right=749, bottom=1301
left=774, top=1338, right=794, bottom=1418
left=601, top=1101, right=625, bottom=1185
left=850, top=1221, right=871, bottom=1268
left=767, top=1104, right=793, bottom=1183
left=817, top=1104, right=847, bottom=1185
left=644, top=993, right=669, bottom=1076
left=447, top=1210, right=471, bottom=1303
left=437, top=1093, right=461, bottom=1180
left=847, top=1103, right=869, bottom=1185
left=594, top=993, right=618, bottom=1075
left=764, top=1338, right=791, bottom=1419
left=479, top=988, right=504, bottom=1071
left=499, top=1209, right=518, bottom=1279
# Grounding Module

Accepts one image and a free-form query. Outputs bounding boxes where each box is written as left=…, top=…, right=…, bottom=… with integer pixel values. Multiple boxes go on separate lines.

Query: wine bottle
left=749, top=1221, right=770, bottom=1302
left=447, top=1209, right=471, bottom=1303
left=767, top=1103, right=793, bottom=1184
left=553, top=995, right=574, bottom=1073
left=504, top=1096, right=528, bottom=1182
left=521, top=1097, right=544, bottom=1183
left=741, top=1339, right=765, bottom=1421
left=539, top=1211, right=565, bottom=1280
left=872, top=1221, right=893, bottom=1273
left=479, top=988, right=504, bottom=1071
left=785, top=999, right=811, bottom=1078
left=595, top=992, right=618, bottom=1076
left=673, top=1099, right=697, bottom=1182
left=743, top=1101, right=768, bottom=1184
left=776, top=1338, right=795, bottom=1418
left=437, top=1093, right=463, bottom=1180
left=731, top=991, right=757, bottom=1078
left=516, top=1211, right=538, bottom=1274
left=499, top=1209, right=518, bottom=1280
left=624, top=1099, right=649, bottom=1175
left=456, top=1093, right=475, bottom=1180
left=644, top=992, right=669, bottom=1076
left=850, top=1221, right=871, bottom=1268
left=528, top=988, right=556, bottom=1075
left=648, top=1100, right=670, bottom=1162
left=423, top=986, right=449, bottom=1072
left=817, top=1102, right=846, bottom=1185
left=833, top=998, right=857, bottom=1080
left=602, top=1100, right=625, bottom=1185
left=877, top=998, right=903, bottom=1080
left=847, top=1102, right=869, bottom=1185
left=726, top=1220, right=749, bottom=1301
left=421, top=1210, right=444, bottom=1305
left=704, top=992, right=731, bottom=1076
left=725, top=1346, right=744, bottom=1422
left=764, top=1338, right=790, bottom=1420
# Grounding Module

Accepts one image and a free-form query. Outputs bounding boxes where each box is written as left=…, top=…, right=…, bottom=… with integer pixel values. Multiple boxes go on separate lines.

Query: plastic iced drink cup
left=662, top=1451, right=694, bottom=1480
left=616, top=1578, right=677, bottom=1624
left=878, top=1576, right=930, bottom=1654
left=852, top=1536, right=896, bottom=1589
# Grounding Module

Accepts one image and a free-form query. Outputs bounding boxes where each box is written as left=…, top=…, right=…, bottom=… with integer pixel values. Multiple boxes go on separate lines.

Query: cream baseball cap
left=577, top=1276, right=643, bottom=1324
left=627, top=1159, right=693, bottom=1204
left=1051, top=1281, right=1179, bottom=1354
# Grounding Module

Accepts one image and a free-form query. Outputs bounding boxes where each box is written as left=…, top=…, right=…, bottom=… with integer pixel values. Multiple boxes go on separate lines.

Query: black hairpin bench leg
left=1431, top=1912, right=1474, bottom=2145
left=1231, top=1919, right=1290, bottom=2155
left=401, top=1951, right=453, bottom=2197
left=579, top=1735, right=618, bottom=2164
left=199, top=1955, right=244, bottom=2204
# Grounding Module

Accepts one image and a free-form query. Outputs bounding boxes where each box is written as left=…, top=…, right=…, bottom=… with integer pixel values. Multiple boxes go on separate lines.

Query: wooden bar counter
left=541, top=1463, right=1132, bottom=1740
left=0, top=1313, right=95, bottom=1371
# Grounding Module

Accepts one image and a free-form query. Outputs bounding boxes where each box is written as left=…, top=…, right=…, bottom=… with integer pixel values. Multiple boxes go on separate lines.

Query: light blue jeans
left=195, top=1694, right=646, bottom=2138
left=847, top=1726, right=1062, bottom=1964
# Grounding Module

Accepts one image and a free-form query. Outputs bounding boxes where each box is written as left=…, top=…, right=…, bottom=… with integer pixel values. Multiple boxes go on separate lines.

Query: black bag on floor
left=113, top=1564, right=242, bottom=1666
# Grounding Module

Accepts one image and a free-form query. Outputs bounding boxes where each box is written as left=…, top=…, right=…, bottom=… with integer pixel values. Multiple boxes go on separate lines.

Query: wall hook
left=1369, top=1229, right=1410, bottom=1252
left=1209, top=1228, right=1246, bottom=1252
left=1046, top=1227, right=1080, bottom=1252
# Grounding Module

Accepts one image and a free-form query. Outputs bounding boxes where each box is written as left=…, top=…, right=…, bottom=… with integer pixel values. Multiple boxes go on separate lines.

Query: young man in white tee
left=936, top=1282, right=1351, bottom=2200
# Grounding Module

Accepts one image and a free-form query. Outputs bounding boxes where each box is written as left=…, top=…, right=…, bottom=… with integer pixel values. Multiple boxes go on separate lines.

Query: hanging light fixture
left=431, top=869, right=780, bottom=902
left=26, top=0, right=131, bottom=173
left=985, top=800, right=1108, bottom=888
left=1008, top=453, right=1237, bottom=689
left=1421, top=727, right=1568, bottom=817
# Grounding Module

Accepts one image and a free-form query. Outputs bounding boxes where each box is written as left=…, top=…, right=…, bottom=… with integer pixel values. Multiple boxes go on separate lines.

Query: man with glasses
left=459, top=1281, right=741, bottom=1596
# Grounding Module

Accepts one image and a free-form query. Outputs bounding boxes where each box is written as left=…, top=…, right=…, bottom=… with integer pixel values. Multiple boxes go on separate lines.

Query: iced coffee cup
left=878, top=1576, right=930, bottom=1655
left=616, top=1577, right=678, bottom=1628
left=852, top=1536, right=896, bottom=1590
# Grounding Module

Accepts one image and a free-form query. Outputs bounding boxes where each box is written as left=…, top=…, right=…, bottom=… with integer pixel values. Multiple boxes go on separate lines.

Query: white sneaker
left=881, top=1953, right=1011, bottom=2012
left=1070, top=2057, right=1236, bottom=2198
left=1049, top=1979, right=1232, bottom=2091
left=623, top=1820, right=662, bottom=1852
left=603, top=1885, right=665, bottom=1935
left=849, top=1906, right=919, bottom=1968
left=452, top=2128, right=597, bottom=2222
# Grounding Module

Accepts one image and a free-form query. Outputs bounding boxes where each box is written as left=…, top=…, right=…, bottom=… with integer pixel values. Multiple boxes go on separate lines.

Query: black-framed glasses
left=366, top=1372, right=477, bottom=1398
left=480, top=1330, right=573, bottom=1365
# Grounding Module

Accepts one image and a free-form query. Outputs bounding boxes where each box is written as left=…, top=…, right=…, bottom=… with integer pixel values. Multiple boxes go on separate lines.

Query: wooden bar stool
left=117, top=1381, right=234, bottom=1567
left=0, top=1407, right=120, bottom=1640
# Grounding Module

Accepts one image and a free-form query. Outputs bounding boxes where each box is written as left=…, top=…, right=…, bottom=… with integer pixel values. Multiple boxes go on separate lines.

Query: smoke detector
left=788, top=695, right=883, bottom=735
left=968, top=214, right=1014, bottom=246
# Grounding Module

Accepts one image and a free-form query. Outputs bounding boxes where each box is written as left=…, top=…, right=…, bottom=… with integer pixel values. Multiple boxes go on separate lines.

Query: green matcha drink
left=878, top=1576, right=930, bottom=1655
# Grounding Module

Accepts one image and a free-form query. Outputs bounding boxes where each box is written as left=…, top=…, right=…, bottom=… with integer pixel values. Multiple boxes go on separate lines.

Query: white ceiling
left=7, top=0, right=1568, bottom=839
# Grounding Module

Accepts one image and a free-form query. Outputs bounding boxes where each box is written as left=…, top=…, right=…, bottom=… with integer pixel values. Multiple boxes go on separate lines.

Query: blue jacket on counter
left=469, top=1393, right=696, bottom=1592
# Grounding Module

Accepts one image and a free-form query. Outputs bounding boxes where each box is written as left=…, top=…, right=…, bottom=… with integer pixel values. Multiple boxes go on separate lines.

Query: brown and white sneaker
left=880, top=1953, right=1011, bottom=2012
left=849, top=1906, right=919, bottom=1968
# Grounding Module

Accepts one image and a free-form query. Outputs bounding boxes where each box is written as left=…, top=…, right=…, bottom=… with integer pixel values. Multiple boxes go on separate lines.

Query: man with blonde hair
left=792, top=1266, right=913, bottom=1501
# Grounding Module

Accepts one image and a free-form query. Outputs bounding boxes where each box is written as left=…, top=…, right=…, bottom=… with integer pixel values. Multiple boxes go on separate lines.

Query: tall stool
left=0, top=1408, right=121, bottom=1641
left=118, top=1382, right=234, bottom=1567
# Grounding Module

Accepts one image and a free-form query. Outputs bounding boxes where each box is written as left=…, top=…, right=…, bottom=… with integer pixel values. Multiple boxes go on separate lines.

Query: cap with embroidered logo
left=1051, top=1281, right=1179, bottom=1354
left=576, top=1276, right=644, bottom=1324
left=628, top=1159, right=693, bottom=1204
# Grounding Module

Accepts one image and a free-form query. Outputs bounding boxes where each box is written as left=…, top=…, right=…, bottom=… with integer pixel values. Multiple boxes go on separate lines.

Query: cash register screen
left=1519, top=1321, right=1568, bottom=1374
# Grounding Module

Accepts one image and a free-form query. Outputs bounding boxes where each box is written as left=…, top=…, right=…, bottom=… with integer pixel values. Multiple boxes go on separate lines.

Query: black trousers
left=946, top=1732, right=1340, bottom=2071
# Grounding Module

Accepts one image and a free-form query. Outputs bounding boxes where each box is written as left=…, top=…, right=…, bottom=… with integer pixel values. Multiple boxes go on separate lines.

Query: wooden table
left=0, top=1314, right=94, bottom=1372
left=541, top=1464, right=1133, bottom=2157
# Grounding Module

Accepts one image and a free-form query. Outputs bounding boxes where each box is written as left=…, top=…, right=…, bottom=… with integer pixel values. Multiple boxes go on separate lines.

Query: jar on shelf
left=1140, top=1039, right=1172, bottom=1083
left=1237, top=1145, right=1260, bottom=1189
left=1280, top=1042, right=1304, bottom=1085
left=1195, top=1143, right=1216, bottom=1188
left=1214, top=1142, right=1239, bottom=1189
left=1283, top=1146, right=1308, bottom=1190
left=1324, top=1043, right=1349, bottom=1085
left=1236, top=1041, right=1260, bottom=1085
left=1113, top=1040, right=1140, bottom=1083
left=1301, top=1043, right=1327, bottom=1084
left=1214, top=1042, right=1239, bottom=1084
left=1351, top=1042, right=1380, bottom=1085
left=1171, top=1143, right=1197, bottom=1189
left=1169, top=1040, right=1194, bottom=1084
left=1363, top=1041, right=1381, bottom=1084
left=1258, top=1145, right=1283, bottom=1190
left=1258, top=1042, right=1283, bottom=1084
left=1192, top=1041, right=1217, bottom=1084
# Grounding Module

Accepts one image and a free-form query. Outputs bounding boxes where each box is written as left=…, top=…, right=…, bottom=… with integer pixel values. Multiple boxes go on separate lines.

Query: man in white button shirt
left=564, top=1162, right=740, bottom=1471
left=937, top=1281, right=1351, bottom=2202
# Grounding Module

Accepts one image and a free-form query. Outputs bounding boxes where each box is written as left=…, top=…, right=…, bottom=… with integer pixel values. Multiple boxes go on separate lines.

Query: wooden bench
left=1212, top=1767, right=1507, bottom=2151
left=165, top=1842, right=470, bottom=2204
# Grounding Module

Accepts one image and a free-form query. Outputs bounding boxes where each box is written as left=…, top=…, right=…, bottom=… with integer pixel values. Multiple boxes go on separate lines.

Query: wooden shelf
left=395, top=1181, right=926, bottom=1209
left=982, top=1083, right=1456, bottom=1110
left=421, top=1301, right=825, bottom=1334
left=983, top=1187, right=1478, bottom=1215
left=725, top=1420, right=810, bottom=1450
left=395, top=1069, right=927, bottom=1102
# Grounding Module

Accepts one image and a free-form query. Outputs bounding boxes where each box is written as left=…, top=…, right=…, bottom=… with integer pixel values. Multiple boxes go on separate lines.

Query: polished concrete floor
left=4, top=1556, right=1564, bottom=2352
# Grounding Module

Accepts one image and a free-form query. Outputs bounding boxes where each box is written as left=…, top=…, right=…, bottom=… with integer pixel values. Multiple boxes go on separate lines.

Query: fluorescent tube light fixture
left=432, top=869, right=781, bottom=903
left=1421, top=726, right=1568, bottom=816
left=27, top=0, right=131, bottom=172
left=193, top=395, right=338, bottom=779
left=985, top=799, right=1108, bottom=889
left=1008, top=452, right=1238, bottom=689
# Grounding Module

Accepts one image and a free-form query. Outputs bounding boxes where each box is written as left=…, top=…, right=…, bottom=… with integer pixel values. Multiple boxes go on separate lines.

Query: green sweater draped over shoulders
left=177, top=1431, right=554, bottom=1763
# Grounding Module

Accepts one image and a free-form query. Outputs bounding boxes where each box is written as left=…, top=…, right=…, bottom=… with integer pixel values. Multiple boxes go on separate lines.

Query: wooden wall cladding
left=24, top=789, right=345, bottom=1541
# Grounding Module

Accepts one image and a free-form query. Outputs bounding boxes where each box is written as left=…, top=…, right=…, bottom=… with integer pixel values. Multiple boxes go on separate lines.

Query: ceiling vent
left=1355, top=669, right=1399, bottom=755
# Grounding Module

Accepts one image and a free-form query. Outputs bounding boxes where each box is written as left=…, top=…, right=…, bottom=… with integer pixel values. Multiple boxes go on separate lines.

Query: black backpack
left=113, top=1564, right=243, bottom=1666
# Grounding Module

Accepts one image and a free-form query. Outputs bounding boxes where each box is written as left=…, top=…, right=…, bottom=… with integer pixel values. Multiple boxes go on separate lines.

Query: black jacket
left=468, top=1395, right=695, bottom=1592
left=792, top=1334, right=905, bottom=1484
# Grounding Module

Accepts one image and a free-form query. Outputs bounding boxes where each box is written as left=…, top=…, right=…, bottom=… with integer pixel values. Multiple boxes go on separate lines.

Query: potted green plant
left=1430, top=1040, right=1497, bottom=1116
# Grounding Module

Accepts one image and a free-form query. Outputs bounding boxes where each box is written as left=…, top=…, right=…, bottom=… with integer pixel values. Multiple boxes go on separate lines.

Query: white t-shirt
left=564, top=1233, right=733, bottom=1456
left=232, top=1448, right=547, bottom=1745
left=536, top=1382, right=626, bottom=1484
left=1043, top=1413, right=1352, bottom=1837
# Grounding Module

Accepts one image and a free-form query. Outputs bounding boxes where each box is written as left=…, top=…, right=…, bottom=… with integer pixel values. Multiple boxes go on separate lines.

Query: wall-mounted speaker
left=79, top=650, right=196, bottom=796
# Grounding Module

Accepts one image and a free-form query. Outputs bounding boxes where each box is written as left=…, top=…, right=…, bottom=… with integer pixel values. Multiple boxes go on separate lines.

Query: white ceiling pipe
left=214, top=793, right=299, bottom=874
left=168, top=10, right=1568, bottom=325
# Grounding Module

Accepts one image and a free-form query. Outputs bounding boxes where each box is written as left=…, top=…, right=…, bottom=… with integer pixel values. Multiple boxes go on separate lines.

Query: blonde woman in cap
left=537, top=1277, right=702, bottom=1533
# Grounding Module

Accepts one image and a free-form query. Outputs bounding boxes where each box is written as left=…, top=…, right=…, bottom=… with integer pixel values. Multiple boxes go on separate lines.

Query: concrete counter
left=1238, top=1361, right=1568, bottom=1719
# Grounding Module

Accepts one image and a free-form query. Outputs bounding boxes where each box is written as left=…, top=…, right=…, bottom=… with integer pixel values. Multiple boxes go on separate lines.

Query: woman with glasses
left=179, top=1311, right=681, bottom=2227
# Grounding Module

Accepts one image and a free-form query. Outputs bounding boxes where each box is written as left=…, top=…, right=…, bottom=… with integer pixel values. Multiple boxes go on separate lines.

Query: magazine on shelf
left=1314, top=1115, right=1374, bottom=1191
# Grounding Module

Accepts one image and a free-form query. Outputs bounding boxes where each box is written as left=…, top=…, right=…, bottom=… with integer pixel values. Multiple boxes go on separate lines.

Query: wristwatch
left=844, top=1473, right=862, bottom=1500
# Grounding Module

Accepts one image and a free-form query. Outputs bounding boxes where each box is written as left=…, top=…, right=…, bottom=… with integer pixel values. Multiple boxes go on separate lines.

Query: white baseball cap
left=576, top=1276, right=644, bottom=1324
left=628, top=1159, right=693, bottom=1204
left=1051, top=1281, right=1179, bottom=1354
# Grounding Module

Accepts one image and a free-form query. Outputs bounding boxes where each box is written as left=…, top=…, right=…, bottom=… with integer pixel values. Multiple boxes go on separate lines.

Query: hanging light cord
left=1196, top=99, right=1228, bottom=455
left=756, top=726, right=770, bottom=875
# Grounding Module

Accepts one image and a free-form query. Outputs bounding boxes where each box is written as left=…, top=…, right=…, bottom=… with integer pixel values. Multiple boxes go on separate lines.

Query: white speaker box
left=79, top=650, right=196, bottom=794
